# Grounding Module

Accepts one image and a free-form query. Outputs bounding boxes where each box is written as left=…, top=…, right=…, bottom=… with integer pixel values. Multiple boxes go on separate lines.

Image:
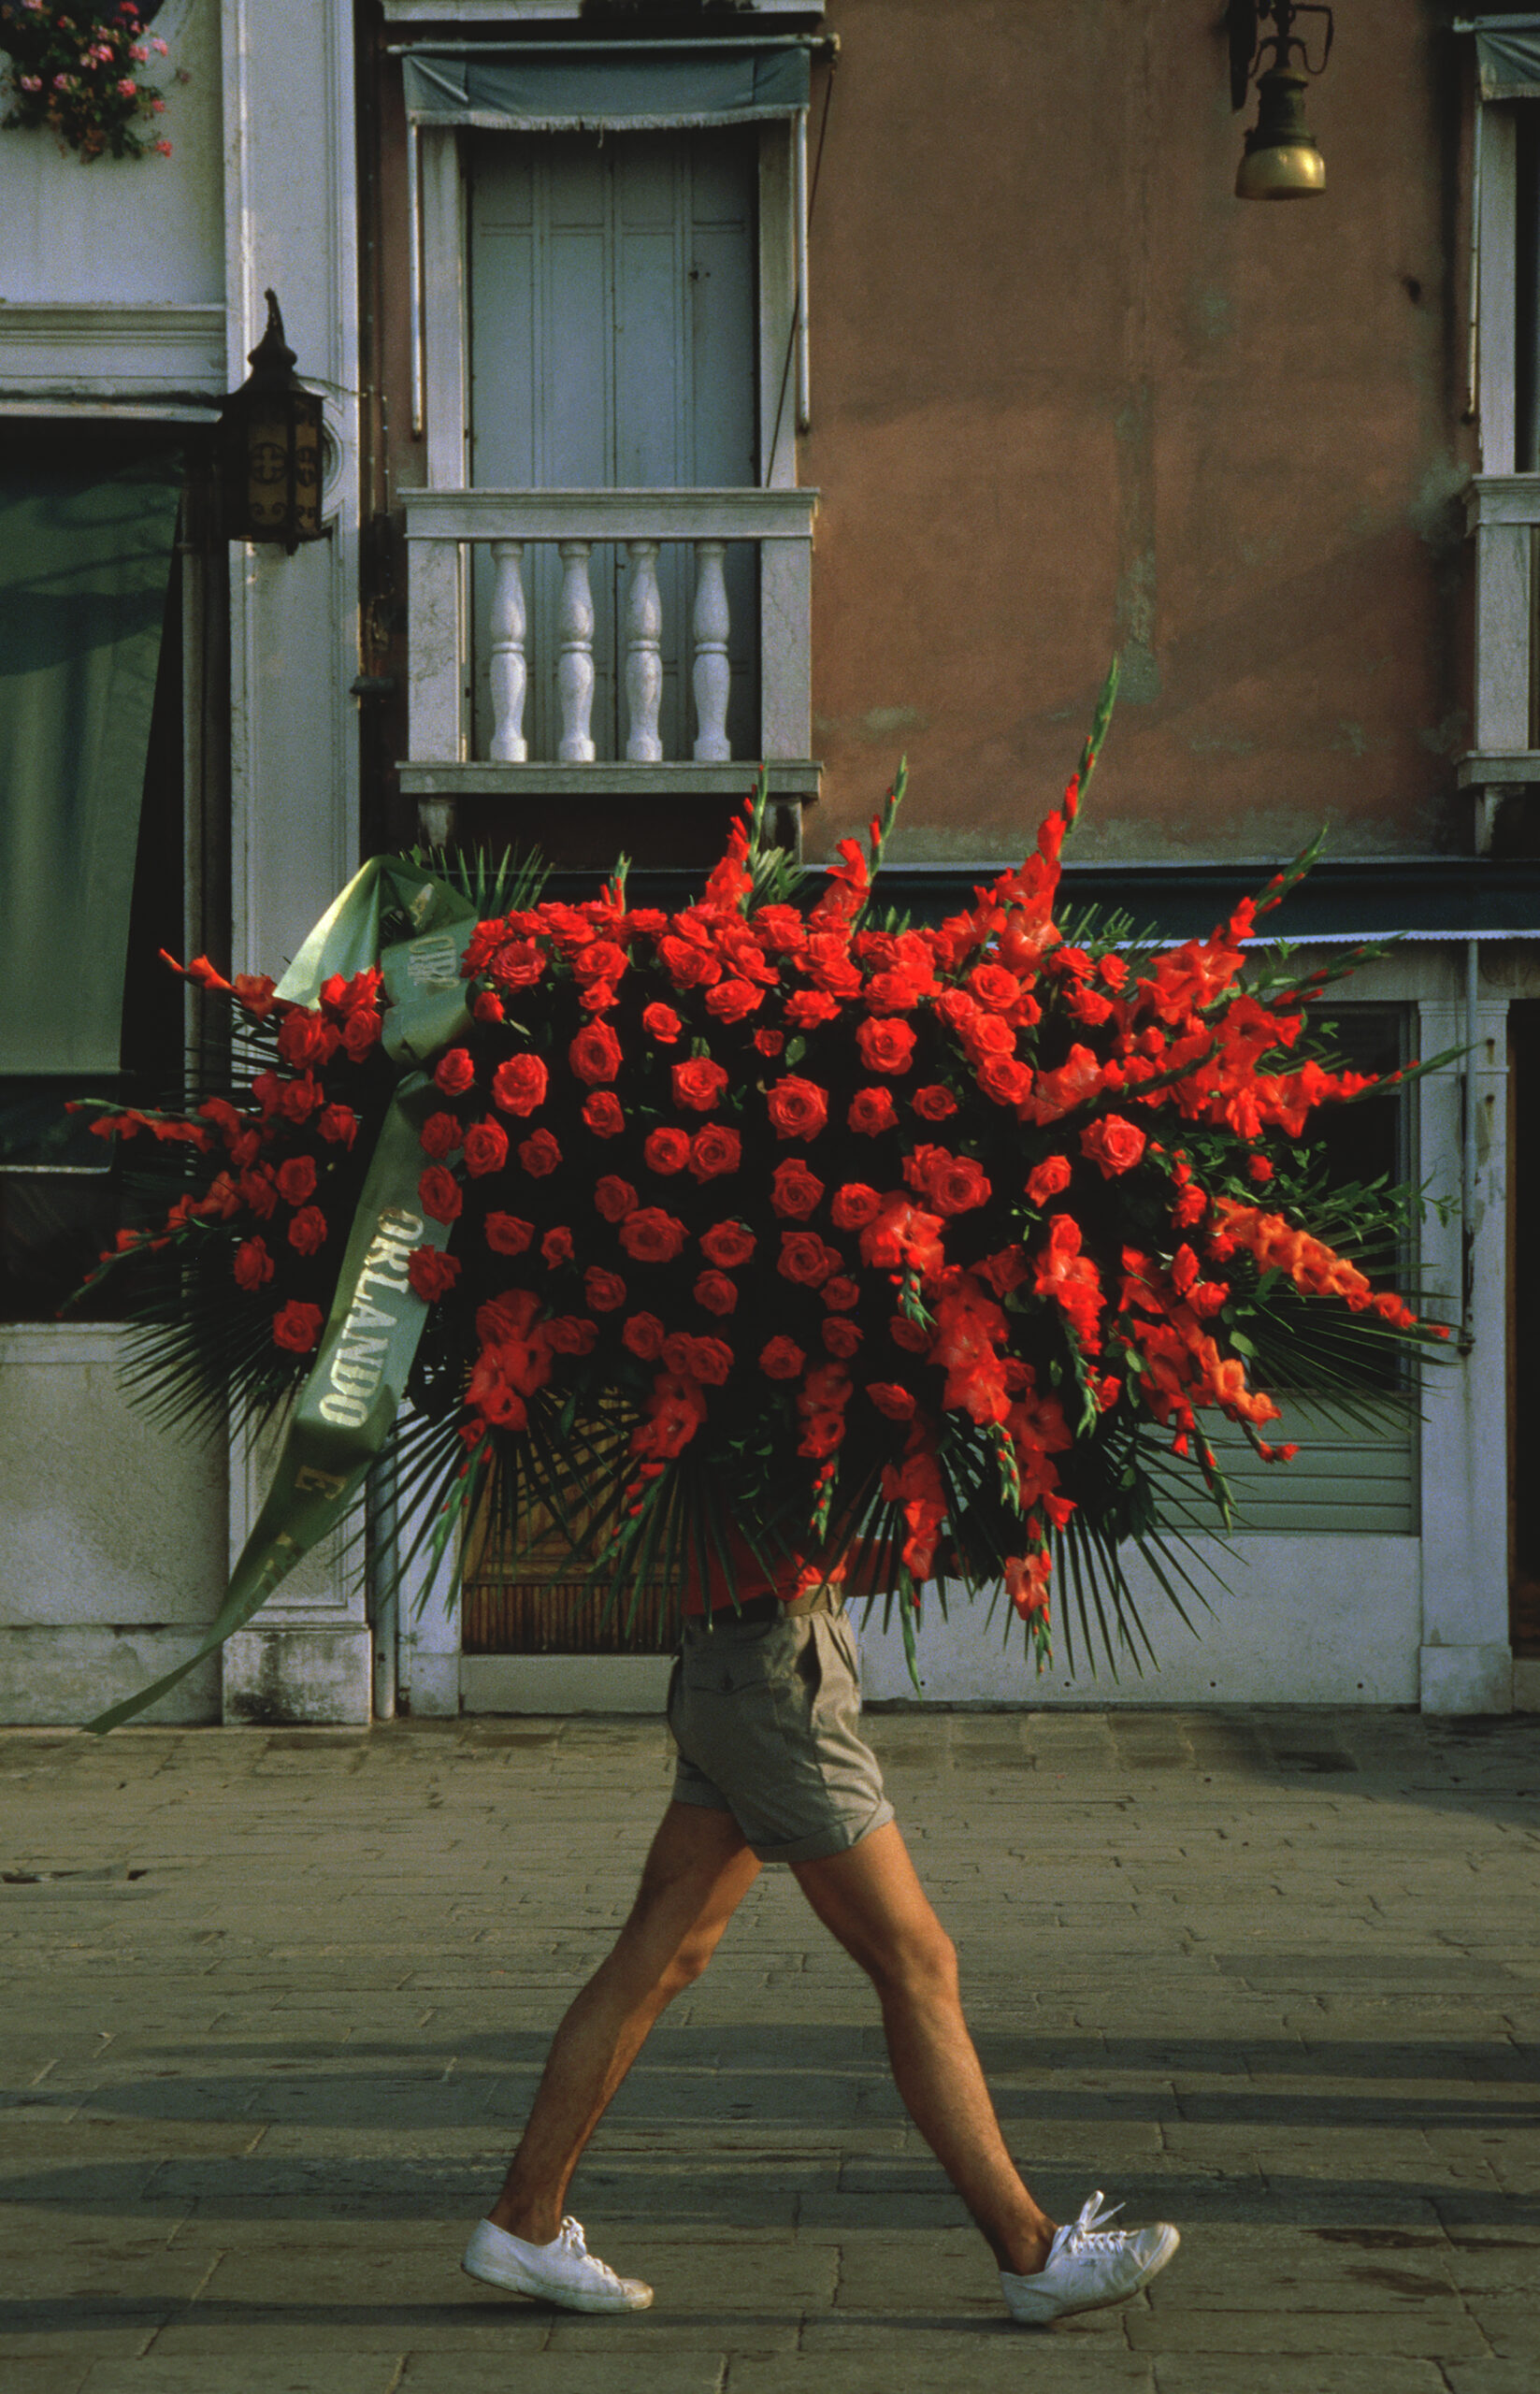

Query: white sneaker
left=461, top=2214, right=653, bottom=2313
left=1000, top=2191, right=1179, bottom=2325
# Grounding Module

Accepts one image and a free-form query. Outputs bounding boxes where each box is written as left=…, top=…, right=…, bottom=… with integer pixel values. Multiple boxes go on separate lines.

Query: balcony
left=401, top=486, right=819, bottom=844
left=1462, top=475, right=1540, bottom=849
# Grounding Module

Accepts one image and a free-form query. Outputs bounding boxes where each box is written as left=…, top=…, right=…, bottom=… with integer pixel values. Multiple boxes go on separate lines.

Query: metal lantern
left=218, top=290, right=325, bottom=552
left=1228, top=1, right=1333, bottom=202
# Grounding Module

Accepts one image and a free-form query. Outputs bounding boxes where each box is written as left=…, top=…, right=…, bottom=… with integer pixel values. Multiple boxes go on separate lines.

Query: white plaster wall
left=0, top=0, right=223, bottom=304
left=0, top=1327, right=227, bottom=1723
left=857, top=1537, right=1423, bottom=1709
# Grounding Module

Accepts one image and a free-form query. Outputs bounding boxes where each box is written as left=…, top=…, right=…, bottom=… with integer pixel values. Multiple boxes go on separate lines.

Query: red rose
left=273, top=1300, right=324, bottom=1353
left=1081, top=1115, right=1147, bottom=1179
left=798, top=1411, right=845, bottom=1461
left=419, top=1164, right=463, bottom=1223
left=672, top=1057, right=728, bottom=1113
left=753, top=1027, right=785, bottom=1058
left=571, top=939, right=626, bottom=988
left=341, top=1009, right=382, bottom=1061
left=779, top=1231, right=835, bottom=1289
left=848, top=1088, right=898, bottom=1136
left=822, top=1276, right=860, bottom=1312
left=518, top=1131, right=562, bottom=1177
left=623, top=1312, right=667, bottom=1360
left=584, top=1267, right=627, bottom=1312
left=868, top=1382, right=917, bottom=1420
left=473, top=991, right=506, bottom=1026
left=317, top=1104, right=358, bottom=1148
left=967, top=963, right=1022, bottom=1012
left=1026, top=1155, right=1072, bottom=1204
left=912, top=1084, right=958, bottom=1122
left=277, top=1009, right=338, bottom=1070
left=687, top=1335, right=733, bottom=1386
left=488, top=935, right=545, bottom=989
left=278, top=1075, right=323, bottom=1123
left=275, top=1155, right=317, bottom=1207
left=822, top=1317, right=862, bottom=1358
left=541, top=1226, right=574, bottom=1268
left=766, top=1074, right=828, bottom=1142
left=642, top=1002, right=683, bottom=1045
left=771, top=1160, right=825, bottom=1219
left=658, top=934, right=719, bottom=989
left=694, top=1270, right=738, bottom=1317
left=856, top=1017, right=916, bottom=1076
left=926, top=1155, right=991, bottom=1217
left=760, top=1336, right=806, bottom=1379
left=785, top=989, right=841, bottom=1032
left=545, top=1315, right=597, bottom=1355
left=594, top=1175, right=639, bottom=1223
left=700, top=1221, right=755, bottom=1269
left=569, top=1022, right=623, bottom=1086
left=233, top=1236, right=274, bottom=1291
left=492, top=1054, right=549, bottom=1117
left=976, top=1056, right=1033, bottom=1108
left=419, top=1111, right=462, bottom=1161
left=434, top=1047, right=476, bottom=1097
left=687, top=1125, right=741, bottom=1182
left=619, top=1207, right=687, bottom=1263
left=830, top=1182, right=881, bottom=1231
left=1248, top=1155, right=1274, bottom=1183
left=485, top=1212, right=534, bottom=1255
left=287, top=1205, right=328, bottom=1256
left=239, top=1167, right=277, bottom=1219
left=583, top=1091, right=625, bottom=1138
left=704, top=977, right=761, bottom=1024
left=408, top=1247, right=461, bottom=1301
left=644, top=1128, right=691, bottom=1176
left=463, top=1118, right=509, bottom=1178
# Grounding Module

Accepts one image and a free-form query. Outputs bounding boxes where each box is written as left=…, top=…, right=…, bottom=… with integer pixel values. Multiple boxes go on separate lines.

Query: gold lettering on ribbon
left=317, top=1207, right=425, bottom=1429
left=403, top=930, right=460, bottom=990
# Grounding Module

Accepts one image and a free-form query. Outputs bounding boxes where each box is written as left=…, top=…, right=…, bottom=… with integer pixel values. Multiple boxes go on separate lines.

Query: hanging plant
left=0, top=0, right=181, bottom=162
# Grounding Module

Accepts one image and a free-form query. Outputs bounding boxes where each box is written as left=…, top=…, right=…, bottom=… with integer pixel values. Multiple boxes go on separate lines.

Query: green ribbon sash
left=87, top=859, right=477, bottom=1733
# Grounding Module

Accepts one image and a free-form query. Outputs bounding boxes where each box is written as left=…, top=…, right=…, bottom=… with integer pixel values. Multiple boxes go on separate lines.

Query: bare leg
left=793, top=1819, right=1056, bottom=2275
left=489, top=1801, right=759, bottom=2243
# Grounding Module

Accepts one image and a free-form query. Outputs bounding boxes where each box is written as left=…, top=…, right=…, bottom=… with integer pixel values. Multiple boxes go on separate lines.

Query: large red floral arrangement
left=80, top=694, right=1446, bottom=1694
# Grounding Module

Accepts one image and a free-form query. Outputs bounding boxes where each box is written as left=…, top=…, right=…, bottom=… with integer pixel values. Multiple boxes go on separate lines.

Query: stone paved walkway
left=1, top=1705, right=1537, bottom=2394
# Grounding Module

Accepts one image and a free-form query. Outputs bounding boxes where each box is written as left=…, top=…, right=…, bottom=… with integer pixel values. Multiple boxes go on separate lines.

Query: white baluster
left=624, top=539, right=664, bottom=763
left=488, top=540, right=527, bottom=762
left=692, top=539, right=731, bottom=761
left=556, top=539, right=596, bottom=763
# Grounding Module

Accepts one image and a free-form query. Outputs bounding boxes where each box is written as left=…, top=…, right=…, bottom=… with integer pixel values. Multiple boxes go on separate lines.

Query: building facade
left=1, top=0, right=1535, bottom=1723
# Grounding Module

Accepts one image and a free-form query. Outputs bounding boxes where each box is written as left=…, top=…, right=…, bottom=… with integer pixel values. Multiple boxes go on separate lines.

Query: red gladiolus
left=868, top=1382, right=916, bottom=1420
left=644, top=1127, right=691, bottom=1175
left=694, top=1269, right=738, bottom=1317
left=232, top=973, right=278, bottom=1017
left=771, top=1160, right=825, bottom=1219
left=408, top=1247, right=461, bottom=1301
left=700, top=1219, right=756, bottom=1268
left=273, top=1300, right=323, bottom=1352
left=233, top=1236, right=274, bottom=1291
left=585, top=1267, right=627, bottom=1312
left=485, top=1212, right=534, bottom=1254
left=767, top=1074, right=828, bottom=1141
left=419, top=1112, right=462, bottom=1161
left=1026, top=1154, right=1072, bottom=1205
left=583, top=1091, right=625, bottom=1137
left=287, top=1205, right=328, bottom=1256
left=275, top=1155, right=317, bottom=1206
left=759, top=1336, right=806, bottom=1379
left=912, top=1084, right=958, bottom=1121
left=569, top=1022, right=623, bottom=1085
left=419, top=1165, right=463, bottom=1223
left=594, top=1175, right=639, bottom=1222
left=492, top=1054, right=549, bottom=1116
left=518, top=1131, right=562, bottom=1177
left=623, top=1311, right=667, bottom=1360
left=619, top=1207, right=687, bottom=1263
left=463, top=1118, right=509, bottom=1177
left=642, top=1002, right=683, bottom=1044
left=672, top=1057, right=728, bottom=1112
left=435, top=1047, right=476, bottom=1096
left=848, top=1088, right=899, bottom=1136
left=687, top=1125, right=741, bottom=1181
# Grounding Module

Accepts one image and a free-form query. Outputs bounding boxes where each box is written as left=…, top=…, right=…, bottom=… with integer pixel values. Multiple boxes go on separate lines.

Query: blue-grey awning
left=400, top=43, right=811, bottom=133
left=1460, top=17, right=1540, bottom=98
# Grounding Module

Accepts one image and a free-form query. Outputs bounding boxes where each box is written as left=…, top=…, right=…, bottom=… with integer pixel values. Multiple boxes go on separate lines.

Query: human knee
left=657, top=1926, right=718, bottom=1997
left=871, top=1915, right=958, bottom=2006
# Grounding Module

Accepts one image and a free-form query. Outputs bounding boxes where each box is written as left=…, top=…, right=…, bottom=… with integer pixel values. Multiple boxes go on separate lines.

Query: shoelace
left=1062, top=2190, right=1130, bottom=2256
left=556, top=2216, right=623, bottom=2287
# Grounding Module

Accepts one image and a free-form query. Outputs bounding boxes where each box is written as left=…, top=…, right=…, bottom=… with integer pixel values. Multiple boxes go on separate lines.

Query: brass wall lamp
left=217, top=290, right=326, bottom=553
left=1228, top=0, right=1334, bottom=199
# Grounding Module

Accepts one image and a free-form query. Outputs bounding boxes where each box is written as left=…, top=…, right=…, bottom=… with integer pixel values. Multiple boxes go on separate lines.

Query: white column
left=624, top=538, right=664, bottom=762
left=488, top=539, right=528, bottom=762
left=692, top=539, right=732, bottom=761
left=556, top=539, right=597, bottom=763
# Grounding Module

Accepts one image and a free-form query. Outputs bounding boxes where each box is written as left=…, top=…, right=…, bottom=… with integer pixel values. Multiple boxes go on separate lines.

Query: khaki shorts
left=668, top=1604, right=895, bottom=1866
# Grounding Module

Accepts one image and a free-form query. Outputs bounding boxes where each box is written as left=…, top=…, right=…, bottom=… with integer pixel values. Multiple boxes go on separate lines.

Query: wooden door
left=468, top=128, right=760, bottom=766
